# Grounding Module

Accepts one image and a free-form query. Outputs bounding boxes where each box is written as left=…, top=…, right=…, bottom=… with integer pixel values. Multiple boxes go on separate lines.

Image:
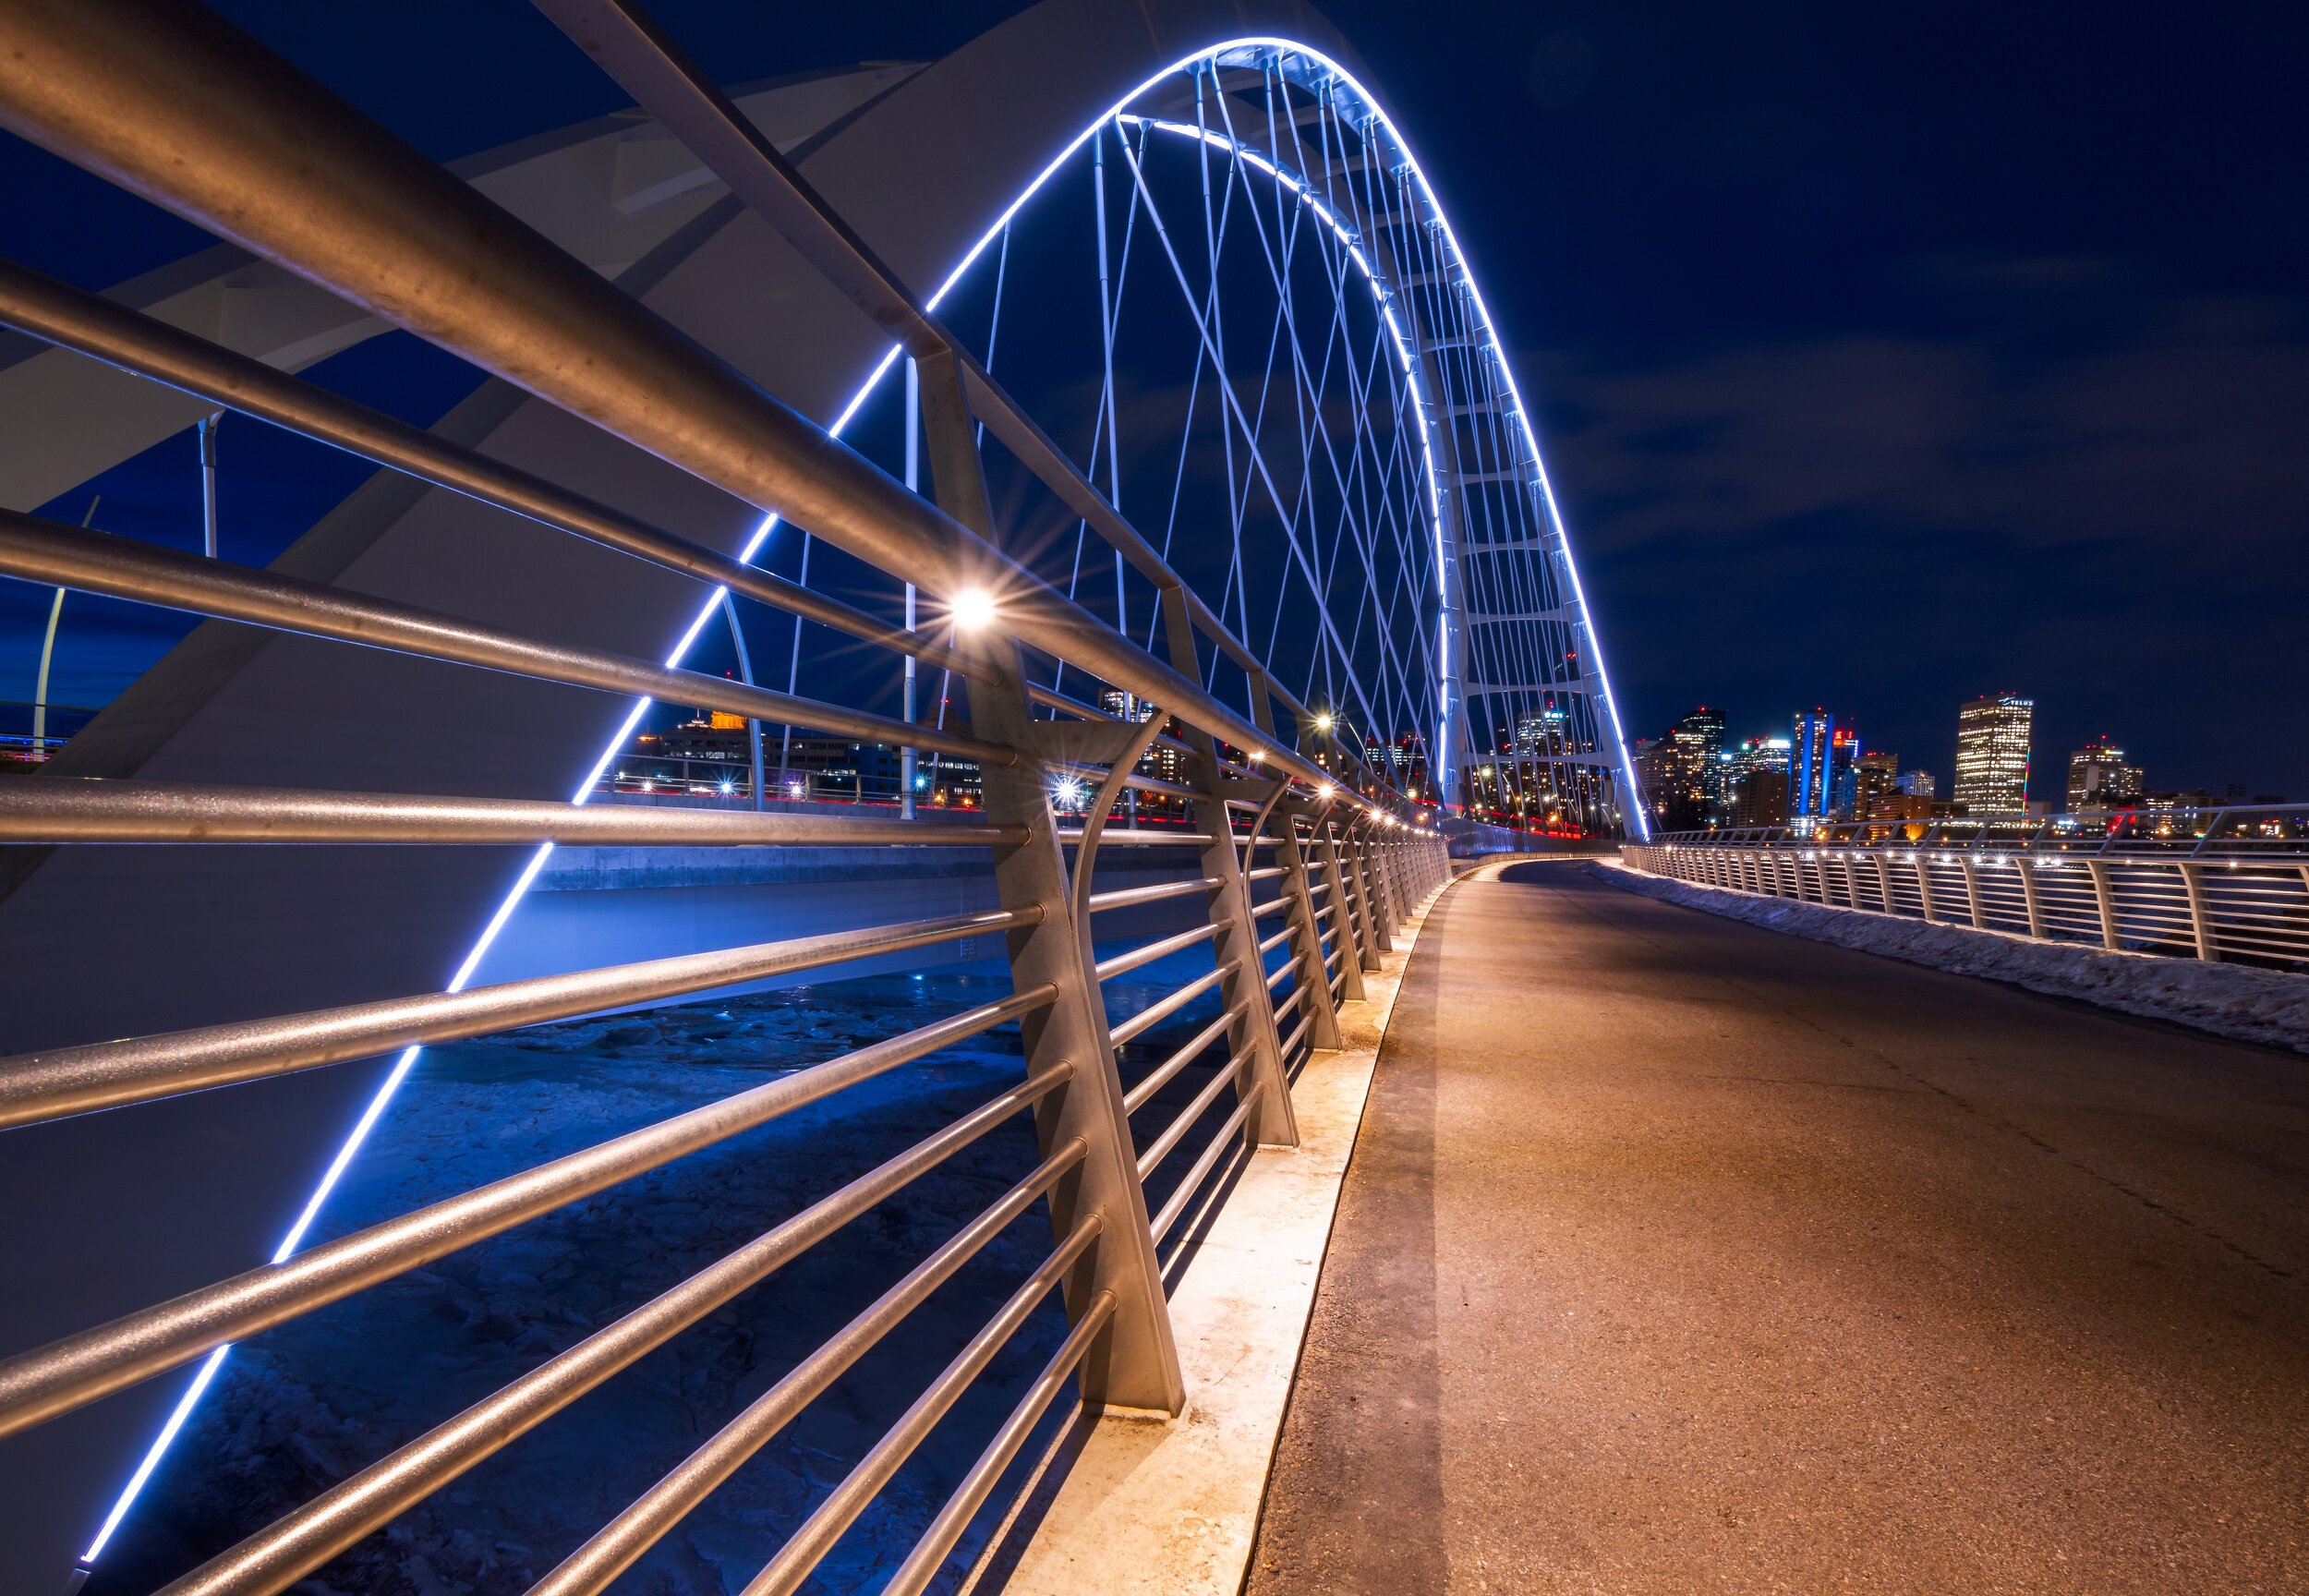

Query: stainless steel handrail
left=1094, top=920, right=1232, bottom=982
left=1122, top=1002, right=1251, bottom=1116
left=877, top=1288, right=1118, bottom=1596
left=1110, top=961, right=1239, bottom=1048
left=1626, top=840, right=2309, bottom=966
left=0, top=255, right=986, bottom=684
left=149, top=1097, right=1082, bottom=1596
left=0, top=512, right=1009, bottom=765
left=0, top=987, right=1055, bottom=1436
left=0, top=907, right=1037, bottom=1128
left=1137, top=1047, right=1257, bottom=1179
left=1148, top=1084, right=1264, bottom=1243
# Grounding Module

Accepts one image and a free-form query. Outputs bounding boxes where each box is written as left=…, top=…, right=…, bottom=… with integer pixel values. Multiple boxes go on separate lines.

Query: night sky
left=4, top=1, right=2303, bottom=802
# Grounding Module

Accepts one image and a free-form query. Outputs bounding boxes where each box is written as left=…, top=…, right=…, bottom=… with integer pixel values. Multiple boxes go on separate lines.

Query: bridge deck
left=1246, top=860, right=2307, bottom=1592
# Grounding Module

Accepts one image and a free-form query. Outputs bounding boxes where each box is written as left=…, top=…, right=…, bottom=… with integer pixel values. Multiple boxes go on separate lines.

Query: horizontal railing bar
left=1121, top=1002, right=1247, bottom=1116
left=1054, top=828, right=1215, bottom=846
left=1256, top=925, right=1293, bottom=954
left=1094, top=920, right=1229, bottom=983
left=0, top=255, right=986, bottom=684
left=878, top=1289, right=1117, bottom=1596
left=1137, top=1047, right=1255, bottom=1179
left=1274, top=986, right=1305, bottom=1018
left=0, top=514, right=1012, bottom=766
left=1265, top=955, right=1301, bottom=991
left=1149, top=1085, right=1263, bottom=1244
left=0, top=906, right=1038, bottom=1130
left=151, top=1092, right=1080, bottom=1596
left=1086, top=877, right=1219, bottom=913
left=743, top=1217, right=1109, bottom=1596
left=0, top=778, right=1023, bottom=848
left=514, top=1145, right=1093, bottom=1596
left=1109, top=961, right=1238, bottom=1048
left=1279, top=1012, right=1312, bottom=1059
left=0, top=985, right=1055, bottom=1438
left=1252, top=896, right=1291, bottom=919
left=1244, top=866, right=1286, bottom=881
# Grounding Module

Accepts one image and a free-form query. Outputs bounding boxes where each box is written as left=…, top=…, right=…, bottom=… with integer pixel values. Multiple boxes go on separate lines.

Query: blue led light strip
left=82, top=35, right=1641, bottom=1566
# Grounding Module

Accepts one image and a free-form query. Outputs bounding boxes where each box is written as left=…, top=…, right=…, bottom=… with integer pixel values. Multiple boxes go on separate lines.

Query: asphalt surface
left=1245, top=861, right=2308, bottom=1593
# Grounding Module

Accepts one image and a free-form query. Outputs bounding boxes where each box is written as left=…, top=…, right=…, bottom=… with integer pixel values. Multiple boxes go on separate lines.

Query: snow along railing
left=0, top=6, right=1451, bottom=1593
left=1626, top=806, right=2309, bottom=970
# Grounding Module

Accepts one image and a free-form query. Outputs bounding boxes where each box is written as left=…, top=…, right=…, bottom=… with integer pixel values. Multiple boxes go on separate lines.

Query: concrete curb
left=1590, top=855, right=2309, bottom=1055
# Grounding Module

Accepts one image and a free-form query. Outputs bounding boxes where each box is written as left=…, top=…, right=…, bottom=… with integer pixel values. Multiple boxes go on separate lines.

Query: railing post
left=1872, top=852, right=1894, bottom=914
left=919, top=353, right=1180, bottom=1412
left=1916, top=853, right=1940, bottom=924
left=1156, top=584, right=1298, bottom=1149
left=1340, top=818, right=1385, bottom=965
left=1312, top=809, right=1371, bottom=1000
left=2177, top=861, right=2218, bottom=961
left=1272, top=804, right=1344, bottom=1050
left=1959, top=852, right=1986, bottom=929
left=2085, top=860, right=2122, bottom=950
left=2017, top=856, right=2048, bottom=939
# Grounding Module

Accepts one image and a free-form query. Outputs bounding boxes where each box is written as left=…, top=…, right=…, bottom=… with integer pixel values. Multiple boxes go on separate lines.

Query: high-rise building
left=1896, top=770, right=1936, bottom=800
left=1722, top=735, right=1789, bottom=826
left=1670, top=707, right=1725, bottom=820
left=1790, top=708, right=1833, bottom=819
left=2068, top=740, right=2144, bottom=812
left=1852, top=750, right=1900, bottom=820
left=1953, top=694, right=2033, bottom=815
left=1733, top=768, right=1790, bottom=826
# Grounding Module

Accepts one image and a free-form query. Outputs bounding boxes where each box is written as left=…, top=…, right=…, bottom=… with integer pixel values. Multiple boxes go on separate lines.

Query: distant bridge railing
left=1624, top=807, right=2309, bottom=970
left=0, top=8, right=1453, bottom=1595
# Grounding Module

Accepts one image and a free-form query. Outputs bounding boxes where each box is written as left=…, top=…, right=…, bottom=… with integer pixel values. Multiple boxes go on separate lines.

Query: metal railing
left=0, top=5, right=1453, bottom=1592
left=1626, top=806, right=2309, bottom=969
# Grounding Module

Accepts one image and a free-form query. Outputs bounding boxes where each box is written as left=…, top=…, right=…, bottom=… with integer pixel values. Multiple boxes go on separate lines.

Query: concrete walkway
left=1246, top=860, right=2308, bottom=1593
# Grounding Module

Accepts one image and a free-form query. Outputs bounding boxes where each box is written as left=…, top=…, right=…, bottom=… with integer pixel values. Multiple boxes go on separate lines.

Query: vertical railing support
left=1157, top=585, right=1298, bottom=1149
left=1312, top=809, right=1371, bottom=1000
left=919, top=353, right=1180, bottom=1413
left=1872, top=852, right=1894, bottom=914
left=2086, top=860, right=2122, bottom=951
left=1272, top=804, right=1344, bottom=1050
left=1916, top=854, right=1940, bottom=924
left=2018, top=856, right=2047, bottom=939
left=1342, top=817, right=1386, bottom=964
left=2177, top=862, right=2218, bottom=961
left=1959, top=853, right=1986, bottom=929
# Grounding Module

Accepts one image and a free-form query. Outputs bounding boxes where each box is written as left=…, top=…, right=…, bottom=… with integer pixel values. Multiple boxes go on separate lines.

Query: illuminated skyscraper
left=2068, top=740, right=2143, bottom=812
left=1953, top=694, right=2033, bottom=814
left=1790, top=708, right=1832, bottom=819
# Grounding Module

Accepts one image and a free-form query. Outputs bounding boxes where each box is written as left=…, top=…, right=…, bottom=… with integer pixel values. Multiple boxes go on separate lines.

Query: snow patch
left=1592, top=857, right=2309, bottom=1055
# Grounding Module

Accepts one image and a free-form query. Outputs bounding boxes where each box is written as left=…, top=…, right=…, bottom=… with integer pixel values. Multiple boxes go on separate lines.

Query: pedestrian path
left=1246, top=859, right=2309, bottom=1593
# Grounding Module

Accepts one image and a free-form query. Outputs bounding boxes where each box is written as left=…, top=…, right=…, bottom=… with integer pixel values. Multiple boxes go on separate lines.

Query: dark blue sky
left=5, top=1, right=2303, bottom=800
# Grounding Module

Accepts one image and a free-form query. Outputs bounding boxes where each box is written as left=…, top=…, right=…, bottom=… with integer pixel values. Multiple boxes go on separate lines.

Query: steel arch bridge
left=0, top=0, right=1638, bottom=1586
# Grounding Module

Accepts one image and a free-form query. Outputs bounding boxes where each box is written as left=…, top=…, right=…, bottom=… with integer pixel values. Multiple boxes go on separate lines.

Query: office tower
left=1896, top=769, right=1936, bottom=800
left=1789, top=708, right=1832, bottom=819
left=1853, top=750, right=1900, bottom=820
left=1656, top=706, right=1724, bottom=828
left=1953, top=694, right=2033, bottom=814
left=2067, top=741, right=2144, bottom=811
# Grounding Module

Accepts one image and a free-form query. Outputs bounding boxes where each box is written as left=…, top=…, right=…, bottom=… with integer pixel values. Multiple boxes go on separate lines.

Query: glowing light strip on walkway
left=86, top=34, right=1639, bottom=1568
